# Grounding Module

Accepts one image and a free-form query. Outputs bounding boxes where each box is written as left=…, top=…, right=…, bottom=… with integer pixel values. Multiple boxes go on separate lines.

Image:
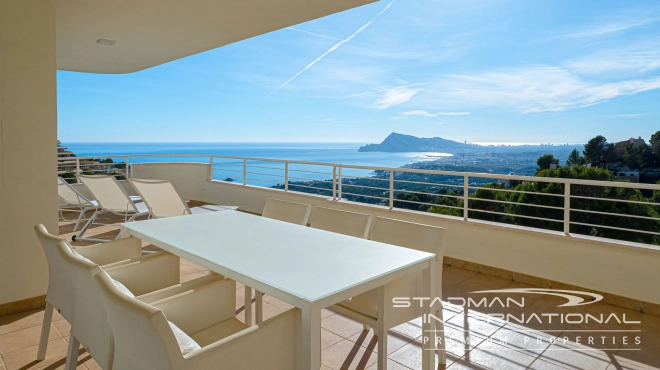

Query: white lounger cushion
left=168, top=321, right=201, bottom=355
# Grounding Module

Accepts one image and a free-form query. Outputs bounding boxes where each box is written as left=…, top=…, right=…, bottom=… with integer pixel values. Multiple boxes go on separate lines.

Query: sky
left=57, top=0, right=660, bottom=144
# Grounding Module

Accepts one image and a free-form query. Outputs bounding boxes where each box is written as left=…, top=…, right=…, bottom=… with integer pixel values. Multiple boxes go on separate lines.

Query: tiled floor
left=1, top=213, right=659, bottom=369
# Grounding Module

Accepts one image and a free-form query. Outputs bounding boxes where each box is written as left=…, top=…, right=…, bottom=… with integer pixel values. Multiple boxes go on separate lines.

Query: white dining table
left=119, top=210, right=437, bottom=370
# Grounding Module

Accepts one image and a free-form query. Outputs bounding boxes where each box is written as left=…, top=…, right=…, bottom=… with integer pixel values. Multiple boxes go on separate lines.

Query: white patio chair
left=262, top=198, right=311, bottom=225
left=309, top=206, right=372, bottom=239
left=128, top=178, right=238, bottom=218
left=58, top=177, right=97, bottom=231
left=331, top=217, right=447, bottom=369
left=95, top=269, right=302, bottom=370
left=253, top=198, right=312, bottom=323
left=74, top=175, right=148, bottom=242
left=33, top=224, right=181, bottom=363
left=56, top=240, right=226, bottom=370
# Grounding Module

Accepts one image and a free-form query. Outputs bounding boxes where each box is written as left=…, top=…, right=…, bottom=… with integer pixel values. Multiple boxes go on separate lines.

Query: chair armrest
left=152, top=278, right=236, bottom=335
left=137, top=273, right=226, bottom=304
left=185, top=308, right=301, bottom=370
left=104, top=251, right=180, bottom=296
left=75, top=236, right=142, bottom=266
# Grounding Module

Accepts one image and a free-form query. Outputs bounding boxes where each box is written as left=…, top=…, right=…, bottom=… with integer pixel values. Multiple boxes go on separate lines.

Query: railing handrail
left=58, top=153, right=660, bottom=190
left=57, top=152, right=660, bottom=246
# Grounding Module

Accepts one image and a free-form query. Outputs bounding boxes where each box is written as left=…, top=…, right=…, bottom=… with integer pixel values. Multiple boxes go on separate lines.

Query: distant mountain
left=358, top=133, right=471, bottom=152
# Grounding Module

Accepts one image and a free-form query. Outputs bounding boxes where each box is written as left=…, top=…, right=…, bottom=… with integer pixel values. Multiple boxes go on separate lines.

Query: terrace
left=1, top=192, right=659, bottom=369
left=2, top=1, right=660, bottom=369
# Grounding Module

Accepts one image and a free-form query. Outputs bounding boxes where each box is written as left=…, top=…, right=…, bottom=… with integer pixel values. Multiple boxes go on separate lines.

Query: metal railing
left=57, top=154, right=660, bottom=246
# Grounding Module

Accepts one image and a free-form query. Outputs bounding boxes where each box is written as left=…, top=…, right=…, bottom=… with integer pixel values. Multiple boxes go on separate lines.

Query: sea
left=62, top=142, right=452, bottom=186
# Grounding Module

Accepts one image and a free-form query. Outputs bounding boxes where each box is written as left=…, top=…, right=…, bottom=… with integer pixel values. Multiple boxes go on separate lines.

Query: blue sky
left=57, top=0, right=660, bottom=144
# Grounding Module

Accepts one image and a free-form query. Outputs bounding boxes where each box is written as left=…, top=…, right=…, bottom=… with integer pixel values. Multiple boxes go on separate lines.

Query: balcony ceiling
left=56, top=0, right=376, bottom=74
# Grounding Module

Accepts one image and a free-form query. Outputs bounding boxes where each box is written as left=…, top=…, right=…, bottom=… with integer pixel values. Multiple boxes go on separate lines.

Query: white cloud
left=399, top=110, right=470, bottom=117
left=552, top=16, right=659, bottom=40
left=375, top=87, right=421, bottom=109
left=611, top=113, right=644, bottom=118
left=401, top=110, right=437, bottom=117
left=436, top=112, right=470, bottom=116
left=422, top=66, right=660, bottom=114
left=564, top=45, right=660, bottom=76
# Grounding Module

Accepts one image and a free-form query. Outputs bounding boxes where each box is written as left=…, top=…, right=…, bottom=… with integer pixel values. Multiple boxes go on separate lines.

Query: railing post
left=125, top=157, right=130, bottom=178
left=338, top=167, right=343, bottom=200
left=208, top=157, right=214, bottom=181
left=332, top=167, right=337, bottom=201
left=75, top=158, right=81, bottom=183
left=463, top=175, right=469, bottom=221
left=284, top=162, right=289, bottom=191
left=389, top=170, right=394, bottom=210
left=564, top=182, right=571, bottom=236
left=243, top=159, right=247, bottom=185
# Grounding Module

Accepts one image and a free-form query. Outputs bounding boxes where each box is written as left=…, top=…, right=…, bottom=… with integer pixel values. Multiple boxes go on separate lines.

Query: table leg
left=302, top=302, right=321, bottom=370
left=256, top=290, right=263, bottom=324
left=422, top=261, right=436, bottom=370
left=244, top=286, right=252, bottom=326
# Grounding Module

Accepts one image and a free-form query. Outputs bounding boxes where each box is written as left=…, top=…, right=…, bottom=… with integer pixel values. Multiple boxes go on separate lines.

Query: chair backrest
left=129, top=179, right=191, bottom=218
left=310, top=207, right=372, bottom=239
left=95, top=270, right=182, bottom=370
left=33, top=224, right=75, bottom=322
left=262, top=198, right=311, bottom=226
left=78, top=175, right=138, bottom=213
left=56, top=241, right=115, bottom=369
left=371, top=217, right=446, bottom=294
left=58, top=177, right=94, bottom=207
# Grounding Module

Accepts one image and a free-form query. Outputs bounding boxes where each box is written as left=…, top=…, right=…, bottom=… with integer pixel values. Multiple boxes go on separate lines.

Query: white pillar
left=0, top=0, right=57, bottom=307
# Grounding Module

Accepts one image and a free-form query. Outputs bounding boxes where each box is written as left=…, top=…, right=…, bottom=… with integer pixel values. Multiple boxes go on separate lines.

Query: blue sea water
left=62, top=142, right=449, bottom=186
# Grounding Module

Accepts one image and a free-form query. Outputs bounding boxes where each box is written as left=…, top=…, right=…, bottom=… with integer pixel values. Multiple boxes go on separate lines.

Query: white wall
left=0, top=1, right=57, bottom=305
left=132, top=163, right=660, bottom=304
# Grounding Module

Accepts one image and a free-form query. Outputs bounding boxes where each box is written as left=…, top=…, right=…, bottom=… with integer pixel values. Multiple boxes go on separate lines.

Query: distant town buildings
left=615, top=136, right=646, bottom=155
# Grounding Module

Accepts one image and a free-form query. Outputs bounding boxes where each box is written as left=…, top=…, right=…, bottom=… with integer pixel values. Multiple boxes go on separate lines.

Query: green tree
left=583, top=135, right=615, bottom=167
left=622, top=144, right=639, bottom=169
left=566, top=149, right=586, bottom=166
left=537, top=154, right=559, bottom=170
left=650, top=131, right=660, bottom=152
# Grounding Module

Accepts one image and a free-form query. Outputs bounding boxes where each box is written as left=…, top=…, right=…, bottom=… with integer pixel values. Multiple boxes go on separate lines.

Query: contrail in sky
left=286, top=27, right=342, bottom=41
left=268, top=1, right=395, bottom=97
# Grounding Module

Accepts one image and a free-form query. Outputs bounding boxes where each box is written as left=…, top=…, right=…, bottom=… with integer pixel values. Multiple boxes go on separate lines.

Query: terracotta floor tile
left=1, top=338, right=88, bottom=370
left=0, top=310, right=48, bottom=336
left=346, top=328, right=417, bottom=355
left=540, top=341, right=612, bottom=370
left=322, top=313, right=365, bottom=338
left=322, top=339, right=377, bottom=370
left=322, top=328, right=344, bottom=350
left=527, top=358, right=573, bottom=370
left=52, top=320, right=71, bottom=339
left=388, top=340, right=454, bottom=370
left=441, top=325, right=486, bottom=358
left=0, top=324, right=62, bottom=355
left=445, top=313, right=505, bottom=338
left=467, top=340, right=538, bottom=369
left=613, top=345, right=660, bottom=369
left=366, top=359, right=413, bottom=369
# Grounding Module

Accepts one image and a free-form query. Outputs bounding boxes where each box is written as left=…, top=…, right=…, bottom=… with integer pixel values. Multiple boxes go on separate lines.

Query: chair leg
left=436, top=308, right=446, bottom=365
left=36, top=302, right=54, bottom=361
left=255, top=290, right=263, bottom=324
left=377, top=329, right=387, bottom=369
left=74, top=209, right=99, bottom=240
left=363, top=323, right=370, bottom=331
left=73, top=209, right=86, bottom=232
left=65, top=335, right=80, bottom=370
